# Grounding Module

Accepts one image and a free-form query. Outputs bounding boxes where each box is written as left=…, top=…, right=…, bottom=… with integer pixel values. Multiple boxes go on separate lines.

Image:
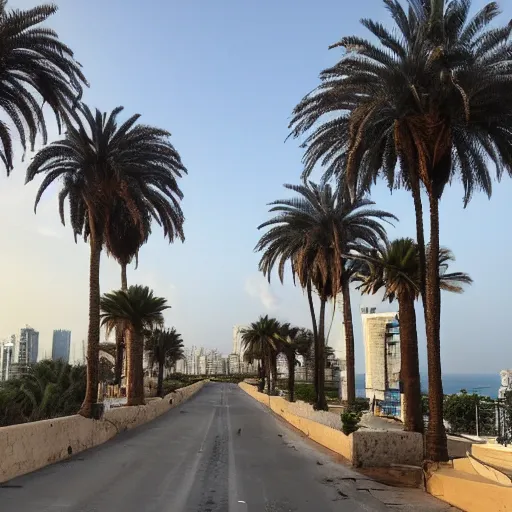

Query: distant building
left=19, top=326, right=39, bottom=364
left=361, top=309, right=401, bottom=409
left=228, top=353, right=240, bottom=374
left=233, top=325, right=247, bottom=357
left=52, top=330, right=71, bottom=362
left=0, top=339, right=14, bottom=381
left=198, top=354, right=207, bottom=375
left=183, top=346, right=198, bottom=375
left=175, top=358, right=186, bottom=374
left=206, top=349, right=225, bottom=375
left=499, top=370, right=512, bottom=399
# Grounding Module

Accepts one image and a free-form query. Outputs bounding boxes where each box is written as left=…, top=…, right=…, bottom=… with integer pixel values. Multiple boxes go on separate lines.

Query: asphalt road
left=0, top=383, right=452, bottom=511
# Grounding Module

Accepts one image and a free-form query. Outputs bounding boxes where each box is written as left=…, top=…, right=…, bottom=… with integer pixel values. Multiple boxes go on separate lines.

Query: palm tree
left=106, top=200, right=151, bottom=386
left=26, top=104, right=187, bottom=417
left=145, top=328, right=184, bottom=397
left=256, top=182, right=395, bottom=409
left=279, top=325, right=313, bottom=402
left=105, top=190, right=185, bottom=385
left=240, top=316, right=282, bottom=395
left=0, top=1, right=87, bottom=175
left=355, top=238, right=472, bottom=433
left=17, top=360, right=86, bottom=421
left=100, top=285, right=169, bottom=406
left=289, top=0, right=510, bottom=461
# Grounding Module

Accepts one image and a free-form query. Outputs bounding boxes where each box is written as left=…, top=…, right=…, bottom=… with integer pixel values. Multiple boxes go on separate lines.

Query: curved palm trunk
left=114, top=263, right=128, bottom=386
left=315, top=298, right=328, bottom=411
left=126, top=328, right=145, bottom=406
left=306, top=279, right=319, bottom=399
left=425, top=195, right=448, bottom=461
left=341, top=276, right=355, bottom=406
left=398, top=291, right=423, bottom=433
left=156, top=354, right=165, bottom=397
left=286, top=351, right=296, bottom=402
left=79, top=228, right=101, bottom=418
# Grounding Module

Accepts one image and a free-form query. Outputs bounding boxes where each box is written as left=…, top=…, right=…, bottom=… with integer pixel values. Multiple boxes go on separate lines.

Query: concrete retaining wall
left=426, top=463, right=512, bottom=512
left=239, top=382, right=422, bottom=468
left=351, top=430, right=423, bottom=468
left=472, top=443, right=512, bottom=474
left=0, top=380, right=205, bottom=483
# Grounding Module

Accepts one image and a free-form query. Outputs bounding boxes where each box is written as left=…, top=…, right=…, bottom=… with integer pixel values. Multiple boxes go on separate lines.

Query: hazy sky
left=1, top=0, right=511, bottom=373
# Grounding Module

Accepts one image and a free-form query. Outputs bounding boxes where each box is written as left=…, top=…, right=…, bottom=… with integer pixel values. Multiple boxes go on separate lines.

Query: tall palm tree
left=0, top=1, right=87, bottom=175
left=256, top=182, right=395, bottom=409
left=355, top=238, right=472, bottom=433
left=279, top=324, right=313, bottom=402
left=26, top=104, right=187, bottom=417
left=100, top=285, right=169, bottom=406
left=240, top=316, right=282, bottom=395
left=145, top=328, right=184, bottom=397
left=106, top=200, right=151, bottom=386
left=105, top=185, right=185, bottom=385
left=289, top=0, right=511, bottom=461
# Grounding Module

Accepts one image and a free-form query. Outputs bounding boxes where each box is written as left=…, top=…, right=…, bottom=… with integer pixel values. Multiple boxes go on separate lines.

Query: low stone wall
left=351, top=429, right=423, bottom=467
left=0, top=380, right=205, bottom=483
left=238, top=382, right=422, bottom=468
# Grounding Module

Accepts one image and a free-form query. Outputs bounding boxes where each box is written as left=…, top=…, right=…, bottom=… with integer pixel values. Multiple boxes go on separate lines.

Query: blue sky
left=1, top=0, right=511, bottom=373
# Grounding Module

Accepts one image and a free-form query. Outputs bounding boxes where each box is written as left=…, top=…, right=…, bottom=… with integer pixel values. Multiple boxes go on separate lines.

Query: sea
left=355, top=373, right=502, bottom=399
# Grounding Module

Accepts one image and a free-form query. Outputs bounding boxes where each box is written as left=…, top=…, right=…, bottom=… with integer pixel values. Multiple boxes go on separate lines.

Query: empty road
left=0, top=383, right=454, bottom=511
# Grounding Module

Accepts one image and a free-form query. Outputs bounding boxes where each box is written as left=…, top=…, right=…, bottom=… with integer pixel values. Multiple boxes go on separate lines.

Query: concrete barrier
left=426, top=462, right=512, bottom=512
left=0, top=380, right=205, bottom=483
left=238, top=382, right=422, bottom=468
left=472, top=443, right=512, bottom=474
left=352, top=430, right=423, bottom=468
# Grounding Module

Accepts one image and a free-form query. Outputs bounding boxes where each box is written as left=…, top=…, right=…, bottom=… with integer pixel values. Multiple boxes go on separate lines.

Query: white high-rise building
left=198, top=354, right=207, bottom=375
left=0, top=338, right=14, bottom=381
left=361, top=309, right=400, bottom=402
left=233, top=325, right=246, bottom=357
left=184, top=346, right=199, bottom=375
left=175, top=358, right=186, bottom=374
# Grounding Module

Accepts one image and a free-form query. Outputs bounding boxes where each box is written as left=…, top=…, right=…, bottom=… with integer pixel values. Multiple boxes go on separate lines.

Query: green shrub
left=341, top=411, right=362, bottom=435
left=294, top=383, right=316, bottom=404
left=352, top=397, right=370, bottom=414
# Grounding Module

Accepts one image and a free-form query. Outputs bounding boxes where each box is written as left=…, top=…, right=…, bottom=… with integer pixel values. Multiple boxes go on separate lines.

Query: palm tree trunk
left=265, top=354, right=271, bottom=395
left=157, top=357, right=164, bottom=397
left=258, top=360, right=265, bottom=393
left=425, top=195, right=448, bottom=461
left=306, top=279, right=319, bottom=399
left=121, top=263, right=128, bottom=290
left=126, top=329, right=145, bottom=406
left=270, top=352, right=277, bottom=395
left=287, top=352, right=296, bottom=402
left=411, top=172, right=427, bottom=322
left=398, top=291, right=423, bottom=433
left=114, top=263, right=128, bottom=386
left=341, top=276, right=356, bottom=406
left=78, top=228, right=101, bottom=418
left=315, top=297, right=328, bottom=411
